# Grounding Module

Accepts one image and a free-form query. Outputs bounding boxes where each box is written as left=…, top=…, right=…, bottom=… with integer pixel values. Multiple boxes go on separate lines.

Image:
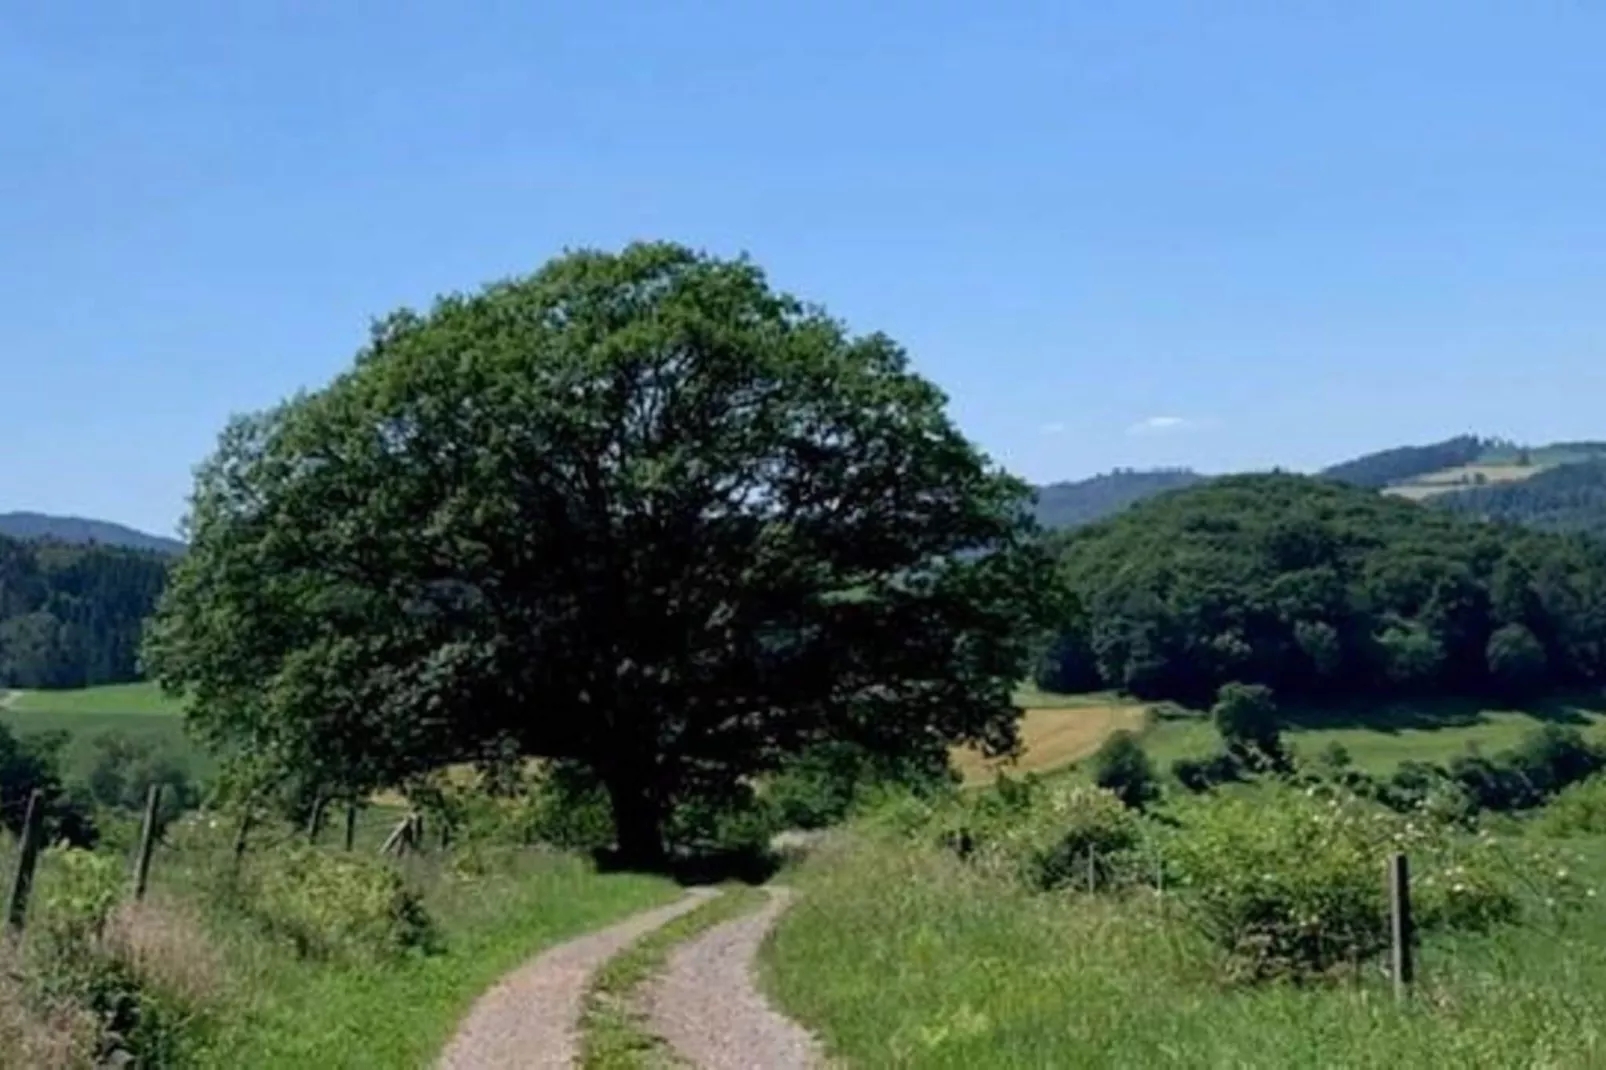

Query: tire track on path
left=438, top=886, right=719, bottom=1070
left=645, top=886, right=827, bottom=1070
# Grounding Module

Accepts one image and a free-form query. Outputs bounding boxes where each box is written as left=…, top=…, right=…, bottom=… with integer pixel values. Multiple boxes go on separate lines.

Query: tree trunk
left=604, top=775, right=667, bottom=870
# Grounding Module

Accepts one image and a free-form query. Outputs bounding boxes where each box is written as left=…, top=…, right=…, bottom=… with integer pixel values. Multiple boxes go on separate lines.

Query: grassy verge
left=187, top=851, right=681, bottom=1068
left=762, top=832, right=1606, bottom=1068
left=581, top=884, right=768, bottom=1069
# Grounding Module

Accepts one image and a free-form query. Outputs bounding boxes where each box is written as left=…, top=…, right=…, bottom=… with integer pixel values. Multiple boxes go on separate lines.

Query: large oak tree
left=145, top=243, right=1053, bottom=864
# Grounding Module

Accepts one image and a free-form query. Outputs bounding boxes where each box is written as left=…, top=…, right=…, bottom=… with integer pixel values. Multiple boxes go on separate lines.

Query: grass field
left=1142, top=693, right=1606, bottom=776
left=763, top=828, right=1606, bottom=1068
left=0, top=680, right=209, bottom=784
left=952, top=690, right=1148, bottom=785
left=5, top=681, right=184, bottom=715
left=960, top=688, right=1606, bottom=786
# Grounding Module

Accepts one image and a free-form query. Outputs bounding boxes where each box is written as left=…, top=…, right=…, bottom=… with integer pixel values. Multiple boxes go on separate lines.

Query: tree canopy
left=144, top=242, right=1053, bottom=864
left=1038, top=473, right=1606, bottom=705
left=0, top=534, right=169, bottom=689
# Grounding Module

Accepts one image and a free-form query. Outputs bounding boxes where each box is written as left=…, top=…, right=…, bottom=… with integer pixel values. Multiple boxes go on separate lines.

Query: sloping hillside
left=1032, top=469, right=1205, bottom=529
left=1320, top=437, right=1606, bottom=502
left=0, top=512, right=184, bottom=555
left=1435, top=459, right=1606, bottom=537
left=1318, top=435, right=1489, bottom=489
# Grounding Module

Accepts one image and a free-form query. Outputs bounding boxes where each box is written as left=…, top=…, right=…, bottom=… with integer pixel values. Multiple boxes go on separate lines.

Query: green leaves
left=145, top=242, right=1052, bottom=861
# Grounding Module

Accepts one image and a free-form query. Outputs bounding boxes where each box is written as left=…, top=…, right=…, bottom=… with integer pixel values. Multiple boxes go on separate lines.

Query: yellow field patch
left=952, top=697, right=1150, bottom=785
left=1386, top=463, right=1549, bottom=500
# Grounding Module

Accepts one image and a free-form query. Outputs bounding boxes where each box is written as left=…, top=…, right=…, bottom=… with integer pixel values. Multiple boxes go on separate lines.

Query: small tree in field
left=1212, top=682, right=1283, bottom=768
left=1486, top=623, right=1547, bottom=699
left=144, top=243, right=1056, bottom=866
left=1091, top=730, right=1159, bottom=809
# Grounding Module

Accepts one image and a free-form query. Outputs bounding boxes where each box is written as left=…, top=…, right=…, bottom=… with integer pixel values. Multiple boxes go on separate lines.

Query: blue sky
left=4, top=2, right=1603, bottom=537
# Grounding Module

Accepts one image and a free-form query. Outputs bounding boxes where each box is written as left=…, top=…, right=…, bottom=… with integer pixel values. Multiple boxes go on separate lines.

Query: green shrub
left=765, top=741, right=954, bottom=830
left=1536, top=776, right=1606, bottom=837
left=247, top=846, right=435, bottom=962
left=523, top=762, right=616, bottom=852
left=1171, top=750, right=1242, bottom=793
left=933, top=780, right=1146, bottom=892
left=26, top=848, right=203, bottom=1067
left=1091, top=730, right=1160, bottom=809
left=1164, top=785, right=1530, bottom=982
left=82, top=730, right=200, bottom=828
left=1211, top=682, right=1284, bottom=767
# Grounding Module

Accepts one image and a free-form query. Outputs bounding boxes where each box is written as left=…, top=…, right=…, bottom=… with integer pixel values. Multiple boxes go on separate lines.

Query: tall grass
left=181, top=848, right=680, bottom=1068
left=2, top=822, right=681, bottom=1068
left=763, top=832, right=1606, bottom=1068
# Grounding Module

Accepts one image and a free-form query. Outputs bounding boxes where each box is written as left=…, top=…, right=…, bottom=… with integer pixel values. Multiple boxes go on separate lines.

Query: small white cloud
left=1039, top=421, right=1067, bottom=435
left=1127, top=415, right=1198, bottom=436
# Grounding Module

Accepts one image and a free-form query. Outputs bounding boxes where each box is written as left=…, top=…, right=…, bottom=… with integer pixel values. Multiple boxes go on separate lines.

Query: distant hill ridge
left=0, top=512, right=184, bottom=555
left=1032, top=435, right=1606, bottom=533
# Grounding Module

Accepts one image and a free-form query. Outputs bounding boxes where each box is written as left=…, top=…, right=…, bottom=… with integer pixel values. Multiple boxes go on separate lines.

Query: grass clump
left=580, top=885, right=768, bottom=1069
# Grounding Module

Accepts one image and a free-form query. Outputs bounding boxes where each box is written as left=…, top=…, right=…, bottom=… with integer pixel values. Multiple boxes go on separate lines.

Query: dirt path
left=645, top=886, right=826, bottom=1070
left=437, top=887, right=719, bottom=1070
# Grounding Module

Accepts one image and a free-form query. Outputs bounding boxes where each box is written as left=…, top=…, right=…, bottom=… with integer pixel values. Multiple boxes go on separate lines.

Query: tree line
left=0, top=534, right=169, bottom=689
left=1037, top=473, right=1606, bottom=705
left=1317, top=434, right=1489, bottom=489
left=1435, top=459, right=1606, bottom=538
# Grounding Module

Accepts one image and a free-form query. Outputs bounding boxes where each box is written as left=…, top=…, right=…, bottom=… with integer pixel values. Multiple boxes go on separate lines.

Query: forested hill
left=0, top=512, right=184, bottom=555
left=0, top=533, right=170, bottom=688
left=1317, top=434, right=1489, bottom=488
left=1032, top=469, right=1206, bottom=529
left=1434, top=460, right=1606, bottom=538
left=1038, top=473, right=1606, bottom=705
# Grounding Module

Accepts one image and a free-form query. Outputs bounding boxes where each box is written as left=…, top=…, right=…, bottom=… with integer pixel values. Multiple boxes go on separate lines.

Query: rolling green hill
left=1031, top=468, right=1205, bottom=529
left=1032, top=437, right=1606, bottom=533
left=0, top=511, right=184, bottom=555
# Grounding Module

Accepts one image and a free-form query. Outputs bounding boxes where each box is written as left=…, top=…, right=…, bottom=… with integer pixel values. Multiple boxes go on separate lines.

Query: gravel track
left=645, top=886, right=826, bottom=1070
left=437, top=887, right=719, bottom=1070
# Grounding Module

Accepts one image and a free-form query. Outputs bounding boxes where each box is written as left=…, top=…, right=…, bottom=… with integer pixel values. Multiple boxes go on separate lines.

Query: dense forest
left=1434, top=460, right=1606, bottom=538
left=1317, top=434, right=1488, bottom=488
left=0, top=534, right=169, bottom=688
left=1032, top=468, right=1206, bottom=529
left=1038, top=474, right=1606, bottom=704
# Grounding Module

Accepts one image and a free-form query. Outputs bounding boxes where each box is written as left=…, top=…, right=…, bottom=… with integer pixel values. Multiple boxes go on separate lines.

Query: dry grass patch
left=1386, top=463, right=1549, bottom=500
left=953, top=696, right=1149, bottom=785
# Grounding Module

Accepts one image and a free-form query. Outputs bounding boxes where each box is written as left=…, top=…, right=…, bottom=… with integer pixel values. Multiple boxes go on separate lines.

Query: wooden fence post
left=379, top=814, right=413, bottom=857
left=1389, top=852, right=1414, bottom=1001
left=343, top=803, right=358, bottom=852
left=411, top=812, right=425, bottom=852
left=232, top=807, right=256, bottom=872
left=306, top=795, right=329, bottom=844
left=131, top=783, right=164, bottom=902
left=1086, top=847, right=1097, bottom=893
left=6, top=790, right=45, bottom=934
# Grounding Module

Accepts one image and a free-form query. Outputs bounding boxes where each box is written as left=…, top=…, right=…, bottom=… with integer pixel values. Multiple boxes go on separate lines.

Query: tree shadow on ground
left=591, top=844, right=782, bottom=887
left=1280, top=689, right=1605, bottom=734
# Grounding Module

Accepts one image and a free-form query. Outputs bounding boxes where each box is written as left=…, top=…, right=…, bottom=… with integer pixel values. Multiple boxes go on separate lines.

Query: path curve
left=645, top=886, right=826, bottom=1070
left=437, top=886, right=719, bottom=1070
